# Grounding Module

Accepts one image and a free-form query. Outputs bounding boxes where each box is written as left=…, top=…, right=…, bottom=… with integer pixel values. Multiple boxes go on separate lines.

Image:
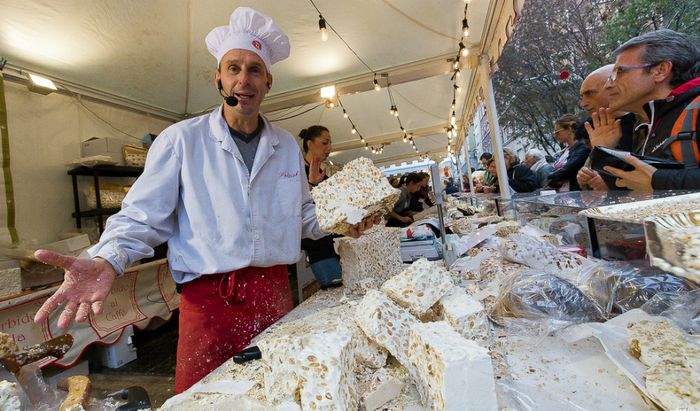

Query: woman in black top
left=548, top=114, right=591, bottom=192
left=298, top=125, right=341, bottom=289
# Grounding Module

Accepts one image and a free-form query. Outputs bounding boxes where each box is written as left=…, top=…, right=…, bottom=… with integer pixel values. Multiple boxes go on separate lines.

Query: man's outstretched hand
left=33, top=250, right=118, bottom=329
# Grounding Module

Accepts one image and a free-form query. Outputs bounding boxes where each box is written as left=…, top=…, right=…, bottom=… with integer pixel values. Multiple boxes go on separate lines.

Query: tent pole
left=462, top=131, right=475, bottom=193
left=478, top=54, right=511, bottom=199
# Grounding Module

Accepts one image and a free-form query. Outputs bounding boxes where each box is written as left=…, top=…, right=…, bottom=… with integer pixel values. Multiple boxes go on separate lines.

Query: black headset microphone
left=217, top=80, right=238, bottom=107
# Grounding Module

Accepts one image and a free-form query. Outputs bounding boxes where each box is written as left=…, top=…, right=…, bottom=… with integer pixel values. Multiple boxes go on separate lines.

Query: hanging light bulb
left=452, top=128, right=458, bottom=138
left=456, top=85, right=462, bottom=93
left=373, top=78, right=381, bottom=91
left=451, top=99, right=456, bottom=110
left=389, top=105, right=395, bottom=116
left=453, top=59, right=460, bottom=70
left=360, top=137, right=366, bottom=143
left=451, top=111, right=456, bottom=125
left=462, top=47, right=470, bottom=57
left=462, top=18, right=470, bottom=37
left=319, top=15, right=328, bottom=41
left=393, top=107, right=399, bottom=117
left=364, top=145, right=369, bottom=150
left=343, top=110, right=348, bottom=118
left=455, top=69, right=461, bottom=78
left=351, top=127, right=357, bottom=134
left=403, top=135, right=408, bottom=143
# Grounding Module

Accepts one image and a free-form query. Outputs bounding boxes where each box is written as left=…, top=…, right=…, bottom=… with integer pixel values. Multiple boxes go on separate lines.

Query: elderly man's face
left=215, top=49, right=272, bottom=117
left=523, top=154, right=536, bottom=167
left=579, top=74, right=609, bottom=115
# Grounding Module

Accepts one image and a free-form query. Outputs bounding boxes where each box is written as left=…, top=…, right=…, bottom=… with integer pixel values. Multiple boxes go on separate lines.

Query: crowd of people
left=472, top=29, right=700, bottom=193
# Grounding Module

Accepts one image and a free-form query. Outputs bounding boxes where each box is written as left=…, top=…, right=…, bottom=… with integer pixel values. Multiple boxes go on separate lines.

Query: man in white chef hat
left=33, top=7, right=376, bottom=393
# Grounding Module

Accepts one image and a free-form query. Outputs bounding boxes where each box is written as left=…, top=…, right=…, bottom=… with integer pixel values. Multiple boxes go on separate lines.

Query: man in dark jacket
left=503, top=148, right=538, bottom=193
left=597, top=29, right=700, bottom=191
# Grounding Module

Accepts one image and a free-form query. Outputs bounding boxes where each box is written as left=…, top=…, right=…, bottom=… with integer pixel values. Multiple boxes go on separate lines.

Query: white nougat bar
left=311, top=157, right=400, bottom=235
left=338, top=226, right=403, bottom=294
left=354, top=290, right=419, bottom=374
left=408, top=322, right=498, bottom=411
left=436, top=288, right=489, bottom=344
left=380, top=258, right=453, bottom=317
left=258, top=306, right=386, bottom=407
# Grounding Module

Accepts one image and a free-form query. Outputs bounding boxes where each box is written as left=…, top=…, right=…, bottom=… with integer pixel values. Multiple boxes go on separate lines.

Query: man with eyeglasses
left=577, top=65, right=644, bottom=190
left=585, top=29, right=700, bottom=191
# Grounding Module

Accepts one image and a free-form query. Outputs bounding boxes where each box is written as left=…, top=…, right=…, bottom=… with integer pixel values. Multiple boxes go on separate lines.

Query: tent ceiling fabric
left=0, top=0, right=523, bottom=165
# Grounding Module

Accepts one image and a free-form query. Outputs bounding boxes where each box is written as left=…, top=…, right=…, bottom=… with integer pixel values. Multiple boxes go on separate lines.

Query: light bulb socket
left=319, top=16, right=327, bottom=30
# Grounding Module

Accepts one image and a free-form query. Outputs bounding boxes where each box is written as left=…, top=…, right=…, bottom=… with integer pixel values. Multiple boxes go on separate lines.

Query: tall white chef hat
left=205, top=7, right=290, bottom=72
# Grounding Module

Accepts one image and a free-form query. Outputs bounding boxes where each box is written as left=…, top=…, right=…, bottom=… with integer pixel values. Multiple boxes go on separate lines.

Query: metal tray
left=645, top=210, right=700, bottom=283
left=580, top=192, right=700, bottom=224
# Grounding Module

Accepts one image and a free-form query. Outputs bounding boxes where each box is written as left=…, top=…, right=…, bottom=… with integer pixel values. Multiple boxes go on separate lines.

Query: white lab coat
left=89, top=106, right=325, bottom=283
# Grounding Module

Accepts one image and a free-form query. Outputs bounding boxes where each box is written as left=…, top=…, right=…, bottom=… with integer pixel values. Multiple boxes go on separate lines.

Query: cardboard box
left=81, top=137, right=128, bottom=165
left=0, top=264, right=22, bottom=299
left=42, top=234, right=91, bottom=255
left=99, top=326, right=137, bottom=368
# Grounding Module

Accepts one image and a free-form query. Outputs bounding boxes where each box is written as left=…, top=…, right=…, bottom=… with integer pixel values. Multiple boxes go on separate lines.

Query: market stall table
left=160, top=283, right=651, bottom=410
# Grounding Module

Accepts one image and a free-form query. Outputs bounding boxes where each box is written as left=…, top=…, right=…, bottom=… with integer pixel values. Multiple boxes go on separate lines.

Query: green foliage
left=493, top=0, right=700, bottom=153
left=602, top=0, right=700, bottom=50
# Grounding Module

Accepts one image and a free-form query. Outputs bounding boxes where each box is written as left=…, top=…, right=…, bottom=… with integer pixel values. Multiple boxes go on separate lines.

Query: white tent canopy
left=1, top=0, right=523, bottom=166
left=0, top=0, right=523, bottom=243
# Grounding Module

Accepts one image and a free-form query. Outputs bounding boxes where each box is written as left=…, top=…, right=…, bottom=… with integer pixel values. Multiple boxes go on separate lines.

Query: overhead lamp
left=320, top=85, right=336, bottom=99
left=453, top=59, right=460, bottom=70
left=451, top=111, right=456, bottom=126
left=373, top=78, right=381, bottom=91
left=451, top=99, right=456, bottom=110
left=462, top=18, right=470, bottom=37
left=319, top=15, right=328, bottom=41
left=342, top=109, right=348, bottom=118
left=455, top=84, right=462, bottom=93
left=324, top=99, right=335, bottom=108
left=364, top=145, right=369, bottom=150
left=351, top=127, right=357, bottom=134
left=27, top=73, right=57, bottom=95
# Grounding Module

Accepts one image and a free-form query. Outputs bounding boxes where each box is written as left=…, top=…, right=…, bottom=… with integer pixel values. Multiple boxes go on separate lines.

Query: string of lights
left=309, top=0, right=427, bottom=159
left=445, top=2, right=470, bottom=157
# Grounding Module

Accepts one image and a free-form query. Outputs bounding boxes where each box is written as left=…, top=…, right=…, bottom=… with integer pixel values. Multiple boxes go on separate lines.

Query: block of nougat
left=435, top=288, right=489, bottom=344
left=0, top=333, right=19, bottom=358
left=0, top=381, right=21, bottom=411
left=359, top=368, right=404, bottom=411
left=408, top=322, right=498, bottom=411
left=644, top=362, right=700, bottom=411
left=354, top=290, right=419, bottom=373
left=478, top=254, right=524, bottom=285
left=258, top=306, right=386, bottom=406
left=259, top=327, right=358, bottom=410
left=499, top=233, right=594, bottom=283
left=312, top=157, right=400, bottom=235
left=628, top=320, right=700, bottom=371
left=380, top=258, right=453, bottom=317
left=338, top=226, right=403, bottom=294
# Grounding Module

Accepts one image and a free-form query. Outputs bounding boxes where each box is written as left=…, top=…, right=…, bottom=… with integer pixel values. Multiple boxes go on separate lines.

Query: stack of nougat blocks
left=337, top=226, right=403, bottom=294
left=311, top=157, right=400, bottom=235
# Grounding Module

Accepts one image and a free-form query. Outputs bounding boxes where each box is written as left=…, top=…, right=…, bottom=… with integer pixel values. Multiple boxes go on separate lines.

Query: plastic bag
left=498, top=233, right=596, bottom=283
left=577, top=261, right=698, bottom=317
left=641, top=289, right=700, bottom=334
left=490, top=270, right=605, bottom=324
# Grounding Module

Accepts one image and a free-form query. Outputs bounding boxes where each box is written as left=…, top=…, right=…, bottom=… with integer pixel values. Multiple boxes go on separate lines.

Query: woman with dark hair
left=298, top=125, right=341, bottom=289
left=547, top=114, right=590, bottom=191
left=408, top=172, right=434, bottom=212
left=387, top=172, right=426, bottom=227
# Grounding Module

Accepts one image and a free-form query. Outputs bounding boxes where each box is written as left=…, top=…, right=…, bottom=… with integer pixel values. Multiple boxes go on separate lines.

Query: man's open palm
left=33, top=250, right=117, bottom=329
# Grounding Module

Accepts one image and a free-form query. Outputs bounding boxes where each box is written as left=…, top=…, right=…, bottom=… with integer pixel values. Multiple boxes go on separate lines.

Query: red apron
left=174, top=265, right=293, bottom=393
